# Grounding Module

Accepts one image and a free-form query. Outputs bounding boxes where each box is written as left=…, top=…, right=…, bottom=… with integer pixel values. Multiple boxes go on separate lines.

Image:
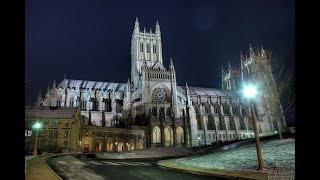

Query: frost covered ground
left=174, top=138, right=295, bottom=179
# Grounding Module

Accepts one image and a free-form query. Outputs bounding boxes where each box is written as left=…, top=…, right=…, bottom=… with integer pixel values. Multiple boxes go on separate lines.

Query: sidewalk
left=25, top=155, right=62, bottom=180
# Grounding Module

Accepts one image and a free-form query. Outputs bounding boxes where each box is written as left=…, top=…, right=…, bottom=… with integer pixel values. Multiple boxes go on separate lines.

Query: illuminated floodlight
left=33, top=122, right=42, bottom=129
left=243, top=85, right=257, bottom=98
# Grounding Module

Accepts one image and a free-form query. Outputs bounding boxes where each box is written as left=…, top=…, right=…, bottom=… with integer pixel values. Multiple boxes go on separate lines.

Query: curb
left=157, top=158, right=268, bottom=180
left=43, top=152, right=85, bottom=179
left=43, top=155, right=63, bottom=180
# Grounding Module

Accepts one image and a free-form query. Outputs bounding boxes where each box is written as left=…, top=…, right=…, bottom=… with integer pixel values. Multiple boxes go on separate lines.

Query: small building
left=25, top=106, right=82, bottom=153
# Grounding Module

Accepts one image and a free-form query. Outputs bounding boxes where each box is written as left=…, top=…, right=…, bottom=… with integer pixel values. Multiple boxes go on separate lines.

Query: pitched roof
left=57, top=79, right=126, bottom=92
left=25, top=106, right=78, bottom=119
left=177, top=86, right=240, bottom=98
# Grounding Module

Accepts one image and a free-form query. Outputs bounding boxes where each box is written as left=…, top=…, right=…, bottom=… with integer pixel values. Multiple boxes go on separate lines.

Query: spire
left=169, top=58, right=175, bottom=70
left=112, top=86, right=115, bottom=96
left=64, top=73, right=67, bottom=80
left=143, top=27, right=146, bottom=33
left=185, top=82, right=191, bottom=106
left=156, top=20, right=161, bottom=36
left=261, top=45, right=266, bottom=57
left=127, top=78, right=131, bottom=92
left=222, top=66, right=224, bottom=74
left=37, top=89, right=42, bottom=100
left=228, top=61, right=231, bottom=69
left=52, top=80, right=56, bottom=89
left=134, top=17, right=140, bottom=34
left=46, top=84, right=50, bottom=96
left=35, top=89, right=43, bottom=106
left=169, top=58, right=174, bottom=67
left=150, top=28, right=152, bottom=33
left=240, top=51, right=244, bottom=61
left=249, top=44, right=254, bottom=58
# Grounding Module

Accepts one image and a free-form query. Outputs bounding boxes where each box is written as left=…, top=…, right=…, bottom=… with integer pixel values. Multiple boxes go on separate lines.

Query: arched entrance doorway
left=106, top=142, right=113, bottom=152
left=118, top=142, right=124, bottom=152
left=130, top=143, right=135, bottom=151
left=83, top=140, right=90, bottom=152
left=152, top=126, right=161, bottom=143
left=95, top=140, right=102, bottom=151
left=164, top=126, right=173, bottom=147
left=176, top=126, right=184, bottom=144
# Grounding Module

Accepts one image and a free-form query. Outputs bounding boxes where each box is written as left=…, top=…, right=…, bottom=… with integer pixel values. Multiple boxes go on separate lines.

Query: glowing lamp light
left=243, top=85, right=257, bottom=98
left=33, top=122, right=42, bottom=129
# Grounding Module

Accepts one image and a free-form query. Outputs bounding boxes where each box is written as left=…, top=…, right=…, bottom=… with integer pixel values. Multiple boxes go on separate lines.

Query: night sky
left=25, top=0, right=295, bottom=123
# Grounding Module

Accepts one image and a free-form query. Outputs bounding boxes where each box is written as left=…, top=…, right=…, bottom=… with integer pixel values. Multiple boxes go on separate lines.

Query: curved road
left=47, top=154, right=229, bottom=180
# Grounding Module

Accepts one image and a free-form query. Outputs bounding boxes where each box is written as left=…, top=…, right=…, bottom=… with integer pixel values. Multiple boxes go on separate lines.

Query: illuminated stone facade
left=37, top=18, right=287, bottom=148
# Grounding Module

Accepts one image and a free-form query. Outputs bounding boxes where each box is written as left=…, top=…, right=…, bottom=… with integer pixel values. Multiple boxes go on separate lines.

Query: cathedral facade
left=37, top=18, right=287, bottom=149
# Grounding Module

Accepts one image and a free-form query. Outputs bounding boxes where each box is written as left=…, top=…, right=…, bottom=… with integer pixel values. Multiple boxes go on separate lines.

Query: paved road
left=47, top=154, right=229, bottom=180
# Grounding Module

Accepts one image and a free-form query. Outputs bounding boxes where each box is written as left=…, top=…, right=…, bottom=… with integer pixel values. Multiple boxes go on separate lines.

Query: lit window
left=28, top=130, right=32, bottom=136
left=64, top=130, right=68, bottom=138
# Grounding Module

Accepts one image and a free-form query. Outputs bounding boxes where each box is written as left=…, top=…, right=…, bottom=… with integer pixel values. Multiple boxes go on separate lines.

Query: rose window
left=152, top=88, right=167, bottom=102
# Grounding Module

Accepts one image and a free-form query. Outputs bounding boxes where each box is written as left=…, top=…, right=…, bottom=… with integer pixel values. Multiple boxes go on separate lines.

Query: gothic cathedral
left=37, top=18, right=287, bottom=148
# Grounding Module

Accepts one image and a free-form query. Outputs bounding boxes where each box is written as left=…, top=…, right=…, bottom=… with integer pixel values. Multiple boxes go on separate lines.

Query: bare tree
left=254, top=49, right=294, bottom=139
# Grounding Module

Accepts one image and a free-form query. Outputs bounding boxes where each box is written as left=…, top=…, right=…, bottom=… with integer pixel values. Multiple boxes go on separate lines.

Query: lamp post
left=243, top=84, right=265, bottom=171
left=197, top=136, right=200, bottom=147
left=33, top=122, right=42, bottom=156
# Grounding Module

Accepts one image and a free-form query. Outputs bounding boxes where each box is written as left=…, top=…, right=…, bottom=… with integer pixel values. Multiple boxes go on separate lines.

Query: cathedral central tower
left=131, top=18, right=163, bottom=87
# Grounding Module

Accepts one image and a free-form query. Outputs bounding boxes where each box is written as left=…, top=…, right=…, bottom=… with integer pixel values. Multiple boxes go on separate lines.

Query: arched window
left=166, top=107, right=171, bottom=117
left=241, top=106, right=246, bottom=116
left=103, top=99, right=112, bottom=112
left=223, top=105, right=229, bottom=115
left=153, top=45, right=156, bottom=54
left=81, top=98, right=87, bottom=110
left=214, top=105, right=219, bottom=114
left=153, top=126, right=161, bottom=143
left=159, top=107, right=165, bottom=119
left=69, top=97, right=74, bottom=107
left=204, top=105, right=209, bottom=114
left=146, top=44, right=150, bottom=53
left=152, top=107, right=157, bottom=117
left=57, top=96, right=62, bottom=107
left=91, top=98, right=98, bottom=110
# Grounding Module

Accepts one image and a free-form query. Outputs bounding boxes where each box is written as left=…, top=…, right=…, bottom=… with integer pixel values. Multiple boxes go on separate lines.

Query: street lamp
left=197, top=136, right=201, bottom=147
left=33, top=122, right=42, bottom=156
left=243, top=84, right=265, bottom=171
